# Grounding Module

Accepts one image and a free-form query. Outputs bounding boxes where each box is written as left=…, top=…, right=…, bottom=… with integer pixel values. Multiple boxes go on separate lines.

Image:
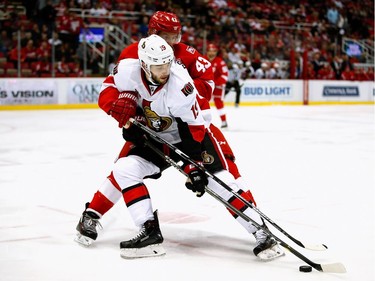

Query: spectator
left=0, top=30, right=12, bottom=55
left=69, top=60, right=83, bottom=77
left=38, top=0, right=57, bottom=37
left=90, top=2, right=109, bottom=17
left=55, top=56, right=70, bottom=74
left=22, top=39, right=38, bottom=63
left=250, top=52, right=262, bottom=71
left=254, top=62, right=268, bottom=79
left=317, top=63, right=335, bottom=80
left=76, top=0, right=91, bottom=9
left=327, top=4, right=339, bottom=26
left=341, top=54, right=354, bottom=72
left=1, top=0, right=373, bottom=79
left=8, top=45, right=26, bottom=67
left=137, top=15, right=149, bottom=38
left=276, top=63, right=289, bottom=79
left=267, top=62, right=280, bottom=79
left=330, top=55, right=343, bottom=80
left=242, top=61, right=255, bottom=79
left=29, top=23, right=42, bottom=43
left=341, top=65, right=355, bottom=80
left=32, top=60, right=52, bottom=77
left=59, top=42, right=76, bottom=62
left=365, top=67, right=374, bottom=81
left=48, top=30, right=62, bottom=47
left=311, top=51, right=325, bottom=78
left=36, top=41, right=51, bottom=62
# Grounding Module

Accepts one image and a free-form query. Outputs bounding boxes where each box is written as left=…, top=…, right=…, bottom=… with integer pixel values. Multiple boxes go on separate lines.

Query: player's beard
left=151, top=73, right=169, bottom=85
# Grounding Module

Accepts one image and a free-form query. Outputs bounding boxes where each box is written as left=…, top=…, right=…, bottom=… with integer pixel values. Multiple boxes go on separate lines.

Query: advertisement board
left=67, top=79, right=102, bottom=104
left=0, top=79, right=58, bottom=105
left=0, top=78, right=372, bottom=110
left=308, top=80, right=374, bottom=103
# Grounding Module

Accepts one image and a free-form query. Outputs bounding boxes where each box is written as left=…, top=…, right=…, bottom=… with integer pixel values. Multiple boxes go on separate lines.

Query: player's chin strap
left=129, top=117, right=346, bottom=273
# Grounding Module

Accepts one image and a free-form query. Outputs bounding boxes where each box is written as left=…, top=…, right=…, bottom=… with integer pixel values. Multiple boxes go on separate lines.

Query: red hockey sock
left=89, top=191, right=115, bottom=216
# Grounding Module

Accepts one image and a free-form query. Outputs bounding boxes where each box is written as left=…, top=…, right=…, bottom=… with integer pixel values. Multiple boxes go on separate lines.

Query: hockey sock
left=88, top=172, right=123, bottom=215
left=89, top=191, right=115, bottom=216
left=122, top=183, right=154, bottom=227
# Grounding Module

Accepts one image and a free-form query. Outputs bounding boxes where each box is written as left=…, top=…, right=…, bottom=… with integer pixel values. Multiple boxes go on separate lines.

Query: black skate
left=120, top=210, right=165, bottom=259
left=75, top=203, right=102, bottom=247
left=253, top=228, right=284, bottom=261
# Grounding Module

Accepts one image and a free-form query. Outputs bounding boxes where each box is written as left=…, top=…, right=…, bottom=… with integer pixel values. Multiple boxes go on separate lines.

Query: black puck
left=299, top=265, right=312, bottom=272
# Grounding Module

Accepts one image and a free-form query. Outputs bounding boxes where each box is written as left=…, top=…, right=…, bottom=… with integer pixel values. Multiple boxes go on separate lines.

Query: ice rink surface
left=0, top=105, right=374, bottom=281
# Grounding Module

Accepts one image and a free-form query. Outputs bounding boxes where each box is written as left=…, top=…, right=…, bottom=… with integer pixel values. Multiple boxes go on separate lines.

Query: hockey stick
left=130, top=118, right=326, bottom=251
left=130, top=118, right=346, bottom=273
left=140, top=137, right=346, bottom=273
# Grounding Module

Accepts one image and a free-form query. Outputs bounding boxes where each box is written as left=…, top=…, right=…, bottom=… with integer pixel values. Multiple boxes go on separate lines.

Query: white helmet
left=138, top=34, right=174, bottom=78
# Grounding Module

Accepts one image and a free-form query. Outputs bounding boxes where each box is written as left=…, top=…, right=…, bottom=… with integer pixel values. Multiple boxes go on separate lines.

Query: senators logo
left=160, top=44, right=166, bottom=51
left=181, top=82, right=194, bottom=96
left=143, top=106, right=172, bottom=132
left=201, top=151, right=214, bottom=164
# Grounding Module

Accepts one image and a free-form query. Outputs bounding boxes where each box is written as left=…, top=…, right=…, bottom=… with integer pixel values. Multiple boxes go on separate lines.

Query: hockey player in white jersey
left=76, top=34, right=283, bottom=260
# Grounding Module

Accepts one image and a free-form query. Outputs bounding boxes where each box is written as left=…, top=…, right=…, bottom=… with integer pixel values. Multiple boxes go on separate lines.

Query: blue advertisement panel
left=323, top=86, right=359, bottom=96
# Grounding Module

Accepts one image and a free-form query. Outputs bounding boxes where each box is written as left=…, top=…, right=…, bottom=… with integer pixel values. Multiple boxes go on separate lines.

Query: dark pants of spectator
left=225, top=80, right=241, bottom=106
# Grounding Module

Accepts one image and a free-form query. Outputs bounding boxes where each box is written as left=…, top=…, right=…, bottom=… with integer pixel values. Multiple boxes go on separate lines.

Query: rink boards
left=0, top=78, right=373, bottom=110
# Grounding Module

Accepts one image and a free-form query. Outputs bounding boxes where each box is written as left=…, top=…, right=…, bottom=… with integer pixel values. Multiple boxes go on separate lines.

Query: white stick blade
left=321, top=263, right=347, bottom=273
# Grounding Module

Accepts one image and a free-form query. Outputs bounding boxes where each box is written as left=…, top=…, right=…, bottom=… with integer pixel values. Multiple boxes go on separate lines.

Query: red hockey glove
left=110, top=91, right=138, bottom=128
left=184, top=162, right=208, bottom=197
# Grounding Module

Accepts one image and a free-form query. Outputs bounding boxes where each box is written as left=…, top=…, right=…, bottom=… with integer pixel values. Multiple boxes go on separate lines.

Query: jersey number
left=196, top=57, right=211, bottom=73
left=191, top=101, right=199, bottom=119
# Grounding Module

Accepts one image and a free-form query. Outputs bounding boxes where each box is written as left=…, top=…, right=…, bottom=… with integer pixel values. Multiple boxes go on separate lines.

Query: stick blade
left=320, top=262, right=347, bottom=273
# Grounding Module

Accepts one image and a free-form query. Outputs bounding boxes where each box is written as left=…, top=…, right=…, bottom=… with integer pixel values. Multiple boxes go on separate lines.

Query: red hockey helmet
left=148, top=11, right=182, bottom=35
left=207, top=43, right=219, bottom=52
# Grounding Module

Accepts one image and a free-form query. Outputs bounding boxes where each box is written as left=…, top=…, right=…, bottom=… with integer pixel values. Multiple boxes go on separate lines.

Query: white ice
left=0, top=105, right=374, bottom=281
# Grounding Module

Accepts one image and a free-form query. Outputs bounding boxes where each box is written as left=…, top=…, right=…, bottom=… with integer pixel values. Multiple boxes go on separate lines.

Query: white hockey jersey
left=109, top=58, right=206, bottom=145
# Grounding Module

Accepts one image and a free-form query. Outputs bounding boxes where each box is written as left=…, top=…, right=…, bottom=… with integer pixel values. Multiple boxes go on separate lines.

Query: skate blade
left=74, top=233, right=94, bottom=247
left=257, top=244, right=285, bottom=261
left=120, top=244, right=166, bottom=259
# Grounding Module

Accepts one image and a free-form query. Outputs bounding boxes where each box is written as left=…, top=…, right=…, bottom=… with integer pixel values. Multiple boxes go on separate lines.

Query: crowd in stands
left=0, top=0, right=373, bottom=80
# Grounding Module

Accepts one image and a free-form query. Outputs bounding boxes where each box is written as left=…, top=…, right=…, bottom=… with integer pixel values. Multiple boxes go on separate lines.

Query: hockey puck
left=299, top=265, right=312, bottom=272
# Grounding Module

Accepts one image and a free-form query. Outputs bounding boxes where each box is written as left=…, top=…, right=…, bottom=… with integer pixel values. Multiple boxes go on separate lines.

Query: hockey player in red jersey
left=118, top=11, right=215, bottom=101
left=204, top=43, right=229, bottom=128
left=76, top=34, right=283, bottom=260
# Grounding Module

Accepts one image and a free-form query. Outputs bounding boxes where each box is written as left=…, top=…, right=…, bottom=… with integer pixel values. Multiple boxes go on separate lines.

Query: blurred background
left=0, top=0, right=373, bottom=80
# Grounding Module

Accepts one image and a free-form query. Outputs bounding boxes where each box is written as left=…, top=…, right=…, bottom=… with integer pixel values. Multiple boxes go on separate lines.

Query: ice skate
left=75, top=203, right=102, bottom=247
left=221, top=121, right=228, bottom=128
left=253, top=228, right=284, bottom=261
left=120, top=210, right=165, bottom=259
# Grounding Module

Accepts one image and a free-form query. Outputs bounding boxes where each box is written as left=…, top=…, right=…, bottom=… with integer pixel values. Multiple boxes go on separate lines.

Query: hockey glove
left=110, top=91, right=138, bottom=128
left=122, top=115, right=147, bottom=146
left=184, top=163, right=208, bottom=197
